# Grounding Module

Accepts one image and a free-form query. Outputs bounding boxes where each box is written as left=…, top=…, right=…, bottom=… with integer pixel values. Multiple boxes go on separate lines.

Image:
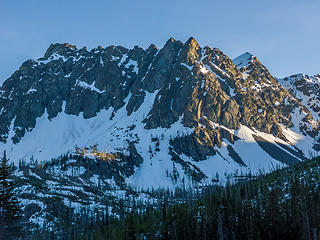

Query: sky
left=0, top=0, right=319, bottom=83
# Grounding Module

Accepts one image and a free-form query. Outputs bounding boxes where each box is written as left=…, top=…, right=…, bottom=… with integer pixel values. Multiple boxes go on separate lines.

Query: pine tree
left=0, top=151, right=22, bottom=239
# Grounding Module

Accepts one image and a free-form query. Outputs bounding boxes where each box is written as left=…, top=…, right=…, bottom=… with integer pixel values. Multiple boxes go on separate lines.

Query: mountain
left=0, top=37, right=319, bottom=191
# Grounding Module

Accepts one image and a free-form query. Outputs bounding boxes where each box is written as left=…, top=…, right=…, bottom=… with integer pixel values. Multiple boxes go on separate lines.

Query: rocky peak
left=163, top=37, right=182, bottom=49
left=146, top=43, right=158, bottom=52
left=278, top=73, right=320, bottom=125
left=178, top=37, right=201, bottom=65
left=233, top=52, right=254, bottom=69
left=201, top=47, right=242, bottom=83
left=140, top=38, right=183, bottom=92
left=281, top=73, right=320, bottom=94
left=44, top=43, right=77, bottom=58
left=234, top=51, right=279, bottom=87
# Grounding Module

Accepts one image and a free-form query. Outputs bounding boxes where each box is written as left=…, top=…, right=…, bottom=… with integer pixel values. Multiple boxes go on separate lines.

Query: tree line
left=68, top=157, right=320, bottom=240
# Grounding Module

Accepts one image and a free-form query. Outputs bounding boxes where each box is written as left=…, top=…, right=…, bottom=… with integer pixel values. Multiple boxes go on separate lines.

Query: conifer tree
left=0, top=151, right=22, bottom=239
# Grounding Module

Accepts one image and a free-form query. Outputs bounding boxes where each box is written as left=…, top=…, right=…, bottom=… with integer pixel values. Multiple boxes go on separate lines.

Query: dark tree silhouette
left=0, top=151, right=22, bottom=239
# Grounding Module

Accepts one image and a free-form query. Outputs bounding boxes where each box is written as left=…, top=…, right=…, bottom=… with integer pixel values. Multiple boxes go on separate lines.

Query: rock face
left=277, top=74, right=320, bottom=146
left=278, top=74, right=320, bottom=120
left=0, top=43, right=159, bottom=143
left=0, top=37, right=319, bottom=186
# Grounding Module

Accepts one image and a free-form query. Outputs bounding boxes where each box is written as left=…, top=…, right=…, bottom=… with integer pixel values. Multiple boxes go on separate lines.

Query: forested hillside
left=67, top=157, right=320, bottom=240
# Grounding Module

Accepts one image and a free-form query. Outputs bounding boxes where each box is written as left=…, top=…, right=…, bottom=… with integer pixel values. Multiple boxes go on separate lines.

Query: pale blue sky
left=0, top=0, right=319, bottom=82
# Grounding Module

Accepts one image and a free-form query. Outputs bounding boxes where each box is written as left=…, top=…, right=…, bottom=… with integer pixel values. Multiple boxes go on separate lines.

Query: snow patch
left=125, top=59, right=139, bottom=74
left=78, top=81, right=104, bottom=93
left=181, top=63, right=193, bottom=71
left=200, top=65, right=208, bottom=74
left=233, top=52, right=254, bottom=69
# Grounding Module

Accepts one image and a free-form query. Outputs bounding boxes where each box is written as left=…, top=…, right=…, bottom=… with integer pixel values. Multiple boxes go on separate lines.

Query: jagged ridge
left=0, top=37, right=319, bottom=189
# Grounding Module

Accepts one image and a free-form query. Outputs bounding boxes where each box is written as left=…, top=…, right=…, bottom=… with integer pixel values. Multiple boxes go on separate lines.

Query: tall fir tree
left=0, top=151, right=22, bottom=239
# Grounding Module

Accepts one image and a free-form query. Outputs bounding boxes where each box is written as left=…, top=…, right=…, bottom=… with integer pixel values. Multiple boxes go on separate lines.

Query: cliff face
left=0, top=37, right=319, bottom=186
left=0, top=42, right=157, bottom=143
